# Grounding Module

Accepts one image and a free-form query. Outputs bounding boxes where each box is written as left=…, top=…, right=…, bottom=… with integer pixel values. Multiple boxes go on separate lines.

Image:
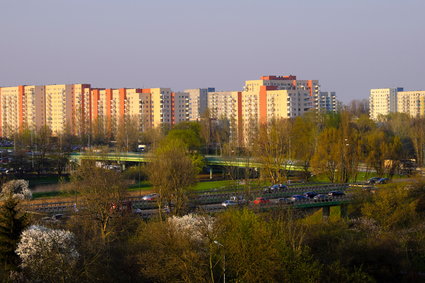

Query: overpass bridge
left=25, top=183, right=359, bottom=219
left=69, top=152, right=304, bottom=171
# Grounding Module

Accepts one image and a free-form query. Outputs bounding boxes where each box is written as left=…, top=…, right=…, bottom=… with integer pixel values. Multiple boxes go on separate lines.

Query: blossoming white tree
left=1, top=179, right=32, bottom=200
left=168, top=214, right=214, bottom=241
left=16, top=225, right=79, bottom=282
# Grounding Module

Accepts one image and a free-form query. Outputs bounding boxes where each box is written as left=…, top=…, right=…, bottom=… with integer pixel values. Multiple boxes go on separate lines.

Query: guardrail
left=24, top=183, right=355, bottom=214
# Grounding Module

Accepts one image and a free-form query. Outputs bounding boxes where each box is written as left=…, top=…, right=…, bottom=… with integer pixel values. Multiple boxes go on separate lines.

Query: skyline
left=1, top=0, right=425, bottom=103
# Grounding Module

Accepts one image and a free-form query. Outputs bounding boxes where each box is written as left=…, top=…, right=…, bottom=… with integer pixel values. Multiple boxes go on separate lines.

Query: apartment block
left=173, top=92, right=190, bottom=124
left=183, top=88, right=214, bottom=121
left=396, top=91, right=425, bottom=118
left=369, top=88, right=403, bottom=120
left=318, top=92, right=337, bottom=112
left=208, top=91, right=242, bottom=143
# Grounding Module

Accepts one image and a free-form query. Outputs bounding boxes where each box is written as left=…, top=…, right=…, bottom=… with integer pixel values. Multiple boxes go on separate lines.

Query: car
left=376, top=178, right=389, bottom=184
left=328, top=191, right=345, bottom=197
left=288, top=195, right=308, bottom=203
left=142, top=193, right=159, bottom=201
left=264, top=184, right=287, bottom=194
left=252, top=197, right=270, bottom=205
left=222, top=200, right=238, bottom=207
left=230, top=195, right=247, bottom=204
left=303, top=192, right=318, bottom=198
left=277, top=197, right=292, bottom=204
left=313, top=194, right=330, bottom=202
left=367, top=177, right=381, bottom=184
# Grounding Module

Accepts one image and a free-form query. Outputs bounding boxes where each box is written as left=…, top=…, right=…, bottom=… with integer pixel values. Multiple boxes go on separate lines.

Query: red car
left=252, top=197, right=270, bottom=205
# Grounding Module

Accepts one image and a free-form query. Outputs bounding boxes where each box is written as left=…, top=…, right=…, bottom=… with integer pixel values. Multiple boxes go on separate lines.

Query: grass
left=302, top=206, right=343, bottom=224
left=127, top=179, right=235, bottom=193
left=32, top=191, right=73, bottom=199
left=27, top=175, right=69, bottom=187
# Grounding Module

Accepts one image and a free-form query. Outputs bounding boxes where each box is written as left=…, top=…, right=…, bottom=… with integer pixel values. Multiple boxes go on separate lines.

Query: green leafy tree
left=0, top=195, right=29, bottom=275
left=311, top=127, right=340, bottom=182
left=147, top=138, right=201, bottom=216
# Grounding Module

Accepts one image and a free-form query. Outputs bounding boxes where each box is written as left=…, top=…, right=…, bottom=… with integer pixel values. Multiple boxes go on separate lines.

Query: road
left=24, top=182, right=366, bottom=217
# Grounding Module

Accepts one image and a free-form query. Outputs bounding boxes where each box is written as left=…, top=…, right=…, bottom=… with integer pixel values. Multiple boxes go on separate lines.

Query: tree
left=133, top=217, right=210, bottom=282
left=66, top=162, right=128, bottom=241
left=1, top=180, right=32, bottom=200
left=33, top=126, right=53, bottom=175
left=116, top=115, right=140, bottom=152
left=0, top=196, right=28, bottom=276
left=254, top=119, right=291, bottom=184
left=311, top=127, right=340, bottom=182
left=361, top=183, right=418, bottom=230
left=200, top=108, right=213, bottom=154
left=291, top=116, right=317, bottom=181
left=165, top=124, right=202, bottom=152
left=16, top=225, right=79, bottom=282
left=147, top=138, right=201, bottom=216
left=409, top=118, right=425, bottom=167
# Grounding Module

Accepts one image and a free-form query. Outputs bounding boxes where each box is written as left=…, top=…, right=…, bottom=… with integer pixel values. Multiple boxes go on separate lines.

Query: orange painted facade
left=259, top=86, right=268, bottom=125
left=307, top=80, right=313, bottom=97
left=91, top=89, right=100, bottom=120
left=171, top=92, right=175, bottom=125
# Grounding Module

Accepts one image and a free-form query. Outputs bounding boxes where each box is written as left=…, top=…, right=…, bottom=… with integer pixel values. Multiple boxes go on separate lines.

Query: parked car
left=328, top=191, right=345, bottom=197
left=222, top=200, right=239, bottom=207
left=367, top=177, right=381, bottom=184
left=313, top=194, right=330, bottom=202
left=303, top=192, right=318, bottom=198
left=252, top=197, right=270, bottom=205
left=142, top=193, right=159, bottom=201
left=376, top=178, right=389, bottom=184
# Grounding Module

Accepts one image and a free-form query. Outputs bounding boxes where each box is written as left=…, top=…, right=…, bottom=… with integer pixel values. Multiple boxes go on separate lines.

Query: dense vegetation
left=1, top=107, right=424, bottom=282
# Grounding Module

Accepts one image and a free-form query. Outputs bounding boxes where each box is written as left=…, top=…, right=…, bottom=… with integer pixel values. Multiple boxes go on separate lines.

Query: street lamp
left=214, top=240, right=225, bottom=283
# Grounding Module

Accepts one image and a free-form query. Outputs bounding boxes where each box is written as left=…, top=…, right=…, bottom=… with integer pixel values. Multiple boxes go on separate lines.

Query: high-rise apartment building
left=318, top=92, right=337, bottom=112
left=369, top=88, right=403, bottom=120
left=397, top=91, right=425, bottom=118
left=183, top=88, right=214, bottom=121
left=0, top=75, right=325, bottom=141
left=44, top=84, right=92, bottom=135
left=207, top=91, right=242, bottom=143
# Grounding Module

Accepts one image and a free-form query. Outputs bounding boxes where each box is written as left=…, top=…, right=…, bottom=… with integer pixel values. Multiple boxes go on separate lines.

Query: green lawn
left=32, top=191, right=71, bottom=199
left=128, top=179, right=235, bottom=192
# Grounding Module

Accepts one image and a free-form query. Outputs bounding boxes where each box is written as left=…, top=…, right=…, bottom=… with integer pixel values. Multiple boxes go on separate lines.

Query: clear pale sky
left=1, top=0, right=424, bottom=103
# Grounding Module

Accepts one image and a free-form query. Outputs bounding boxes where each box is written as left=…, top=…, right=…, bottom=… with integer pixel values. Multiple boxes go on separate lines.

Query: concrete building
left=208, top=91, right=242, bottom=143
left=183, top=88, right=214, bottom=121
left=173, top=91, right=190, bottom=124
left=318, top=92, right=337, bottom=112
left=44, top=84, right=92, bottom=135
left=369, top=88, right=403, bottom=120
left=397, top=91, right=425, bottom=118
left=0, top=86, right=22, bottom=137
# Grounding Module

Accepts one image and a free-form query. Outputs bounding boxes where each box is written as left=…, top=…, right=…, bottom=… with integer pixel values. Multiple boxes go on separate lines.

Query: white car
left=142, top=193, right=159, bottom=201
left=221, top=200, right=238, bottom=207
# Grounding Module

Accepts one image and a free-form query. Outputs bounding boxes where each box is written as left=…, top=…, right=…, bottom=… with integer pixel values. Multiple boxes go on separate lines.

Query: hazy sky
left=1, top=0, right=424, bottom=103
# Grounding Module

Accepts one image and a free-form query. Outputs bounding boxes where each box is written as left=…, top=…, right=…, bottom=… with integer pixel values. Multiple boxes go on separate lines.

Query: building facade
left=369, top=88, right=403, bottom=120
left=397, top=91, right=425, bottom=118
left=318, top=92, right=337, bottom=112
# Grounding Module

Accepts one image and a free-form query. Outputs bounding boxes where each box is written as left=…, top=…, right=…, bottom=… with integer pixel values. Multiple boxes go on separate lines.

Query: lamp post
left=214, top=240, right=225, bottom=283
